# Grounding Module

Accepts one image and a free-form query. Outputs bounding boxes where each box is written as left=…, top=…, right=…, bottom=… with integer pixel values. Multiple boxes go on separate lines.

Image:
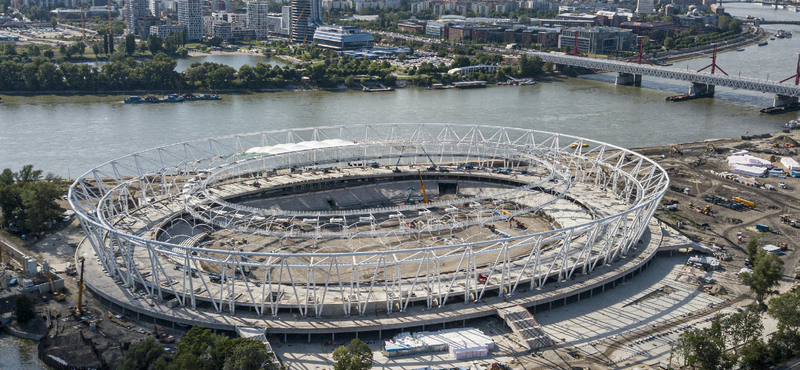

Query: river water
left=0, top=3, right=799, bottom=367
left=0, top=332, right=48, bottom=369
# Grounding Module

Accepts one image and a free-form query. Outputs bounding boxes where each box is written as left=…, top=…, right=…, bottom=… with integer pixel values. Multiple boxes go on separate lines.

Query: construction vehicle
left=417, top=169, right=429, bottom=203
left=780, top=214, right=792, bottom=223
left=733, top=197, right=756, bottom=209
left=795, top=267, right=800, bottom=279
left=780, top=243, right=788, bottom=251
left=393, top=156, right=402, bottom=173
left=458, top=163, right=474, bottom=170
left=706, top=142, right=717, bottom=152
left=46, top=271, right=66, bottom=301
left=154, top=325, right=175, bottom=343
left=72, top=257, right=86, bottom=317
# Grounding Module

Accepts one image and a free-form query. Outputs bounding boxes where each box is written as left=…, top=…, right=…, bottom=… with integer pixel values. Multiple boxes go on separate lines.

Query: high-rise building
left=177, top=0, right=202, bottom=41
left=636, top=0, right=654, bottom=14
left=148, top=0, right=161, bottom=17
left=247, top=0, right=270, bottom=39
left=281, top=5, right=291, bottom=36
left=126, top=0, right=151, bottom=36
left=290, top=0, right=323, bottom=43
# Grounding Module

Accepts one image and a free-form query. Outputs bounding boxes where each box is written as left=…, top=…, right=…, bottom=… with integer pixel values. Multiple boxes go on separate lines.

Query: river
left=0, top=332, right=48, bottom=369
left=0, top=3, right=799, bottom=367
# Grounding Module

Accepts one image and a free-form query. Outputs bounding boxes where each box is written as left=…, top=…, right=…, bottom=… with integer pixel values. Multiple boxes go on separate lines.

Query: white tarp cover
left=244, top=139, right=356, bottom=155
left=731, top=164, right=766, bottom=177
left=385, top=328, right=494, bottom=360
left=781, top=157, right=800, bottom=171
left=727, top=155, right=771, bottom=168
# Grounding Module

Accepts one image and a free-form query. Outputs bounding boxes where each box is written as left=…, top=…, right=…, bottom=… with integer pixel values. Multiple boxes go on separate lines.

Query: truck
left=733, top=197, right=756, bottom=209
left=670, top=185, right=691, bottom=195
left=756, top=224, right=770, bottom=232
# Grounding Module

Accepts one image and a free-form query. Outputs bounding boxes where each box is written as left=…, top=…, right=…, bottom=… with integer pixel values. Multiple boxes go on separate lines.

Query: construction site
left=4, top=123, right=800, bottom=369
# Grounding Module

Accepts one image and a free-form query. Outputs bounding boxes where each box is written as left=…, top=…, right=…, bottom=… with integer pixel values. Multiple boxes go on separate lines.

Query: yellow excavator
left=46, top=271, right=66, bottom=301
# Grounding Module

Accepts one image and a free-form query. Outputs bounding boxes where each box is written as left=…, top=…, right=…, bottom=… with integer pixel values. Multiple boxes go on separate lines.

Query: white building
left=126, top=0, right=151, bottom=36
left=148, top=0, right=161, bottom=17
left=636, top=0, right=654, bottom=14
left=177, top=0, right=202, bottom=41
left=247, top=0, right=271, bottom=39
left=150, top=24, right=186, bottom=38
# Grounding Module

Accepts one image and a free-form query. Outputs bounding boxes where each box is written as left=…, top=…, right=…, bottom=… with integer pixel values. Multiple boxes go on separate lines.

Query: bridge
left=738, top=18, right=800, bottom=25
left=527, top=50, right=800, bottom=109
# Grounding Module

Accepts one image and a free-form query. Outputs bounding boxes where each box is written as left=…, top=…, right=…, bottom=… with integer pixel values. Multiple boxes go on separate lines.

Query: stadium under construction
left=68, top=124, right=672, bottom=340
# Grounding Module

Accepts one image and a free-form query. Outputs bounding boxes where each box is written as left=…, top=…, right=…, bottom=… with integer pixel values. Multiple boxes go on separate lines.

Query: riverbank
left=654, top=26, right=770, bottom=65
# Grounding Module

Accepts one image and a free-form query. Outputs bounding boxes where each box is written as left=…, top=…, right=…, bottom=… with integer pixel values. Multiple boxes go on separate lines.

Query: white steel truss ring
left=69, top=124, right=669, bottom=319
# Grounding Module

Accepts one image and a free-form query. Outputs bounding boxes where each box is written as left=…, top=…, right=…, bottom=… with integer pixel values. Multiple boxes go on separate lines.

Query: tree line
left=0, top=165, right=63, bottom=236
left=0, top=50, right=402, bottom=92
left=118, top=326, right=374, bottom=370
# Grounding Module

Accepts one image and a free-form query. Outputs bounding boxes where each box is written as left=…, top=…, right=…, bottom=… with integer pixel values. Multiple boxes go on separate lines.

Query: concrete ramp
left=496, top=305, right=554, bottom=350
left=235, top=326, right=274, bottom=353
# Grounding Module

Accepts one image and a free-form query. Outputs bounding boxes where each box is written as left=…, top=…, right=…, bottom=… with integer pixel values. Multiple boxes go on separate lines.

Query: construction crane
left=417, top=169, right=429, bottom=204
left=72, top=257, right=85, bottom=316
left=106, top=0, right=113, bottom=54
left=80, top=8, right=86, bottom=45
left=46, top=271, right=66, bottom=301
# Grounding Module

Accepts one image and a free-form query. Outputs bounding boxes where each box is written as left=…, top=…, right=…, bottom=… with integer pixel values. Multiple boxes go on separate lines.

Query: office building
left=150, top=23, right=186, bottom=38
left=177, top=0, right=202, bottom=41
left=558, top=27, right=636, bottom=55
left=312, top=25, right=374, bottom=50
left=636, top=0, right=654, bottom=14
left=247, top=0, right=271, bottom=39
left=290, top=0, right=324, bottom=43
left=126, top=0, right=151, bottom=36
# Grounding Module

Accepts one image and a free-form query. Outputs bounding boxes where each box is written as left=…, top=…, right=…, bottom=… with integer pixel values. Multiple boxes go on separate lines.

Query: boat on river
left=181, top=93, right=221, bottom=101
left=124, top=95, right=160, bottom=104
left=124, top=93, right=221, bottom=104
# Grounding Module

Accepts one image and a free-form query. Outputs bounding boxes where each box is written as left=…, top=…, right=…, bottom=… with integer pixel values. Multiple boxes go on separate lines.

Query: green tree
left=332, top=338, right=372, bottom=370
left=739, top=338, right=772, bottom=369
left=663, top=36, right=675, bottom=50
left=674, top=316, right=736, bottom=370
left=50, top=17, right=57, bottom=30
left=344, top=75, right=355, bottom=87
left=724, top=307, right=763, bottom=355
left=746, top=238, right=759, bottom=264
left=117, top=337, right=168, bottom=370
left=450, top=55, right=470, bottom=68
left=147, top=34, right=163, bottom=55
left=125, top=34, right=136, bottom=56
left=14, top=294, right=35, bottom=323
left=768, top=288, right=800, bottom=330
left=222, top=338, right=276, bottom=370
left=740, top=251, right=784, bottom=304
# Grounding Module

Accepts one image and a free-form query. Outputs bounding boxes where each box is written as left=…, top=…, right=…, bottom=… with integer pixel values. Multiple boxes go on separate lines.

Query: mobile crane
left=71, top=257, right=86, bottom=317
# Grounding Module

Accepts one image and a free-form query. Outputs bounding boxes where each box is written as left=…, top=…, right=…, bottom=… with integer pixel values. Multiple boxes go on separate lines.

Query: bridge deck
left=529, top=51, right=800, bottom=97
